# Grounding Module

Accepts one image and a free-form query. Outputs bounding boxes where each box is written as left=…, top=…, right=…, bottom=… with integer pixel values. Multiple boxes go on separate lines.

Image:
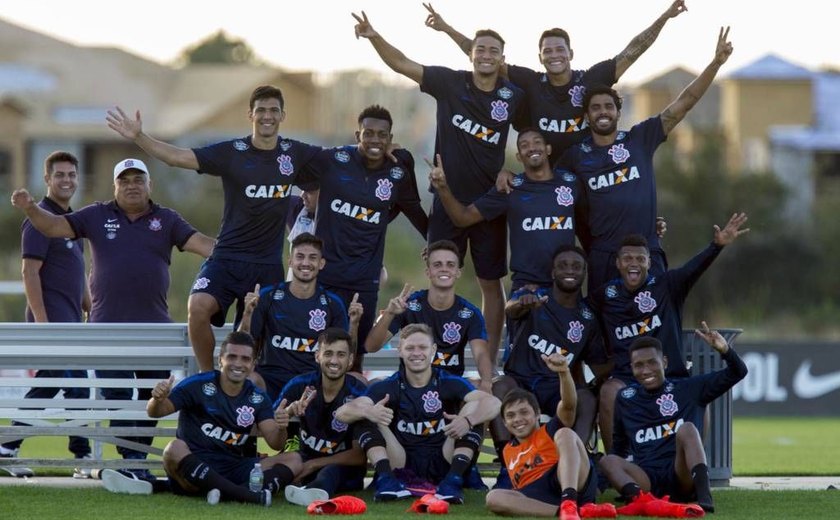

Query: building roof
left=729, top=54, right=813, bottom=80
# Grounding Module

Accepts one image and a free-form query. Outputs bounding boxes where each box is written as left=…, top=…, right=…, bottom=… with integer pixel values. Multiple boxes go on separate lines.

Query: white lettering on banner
left=732, top=353, right=788, bottom=402
left=792, top=360, right=840, bottom=399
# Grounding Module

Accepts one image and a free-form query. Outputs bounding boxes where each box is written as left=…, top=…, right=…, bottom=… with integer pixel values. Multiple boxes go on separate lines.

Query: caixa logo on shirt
left=614, top=315, right=662, bottom=340
left=450, top=114, right=501, bottom=144
left=244, top=184, right=292, bottom=199
left=634, top=418, right=684, bottom=444
left=587, top=166, right=640, bottom=191
left=201, top=423, right=250, bottom=446
left=526, top=334, right=575, bottom=362
left=521, top=216, right=573, bottom=232
left=330, top=199, right=382, bottom=224
left=270, top=336, right=317, bottom=351
left=539, top=116, right=587, bottom=134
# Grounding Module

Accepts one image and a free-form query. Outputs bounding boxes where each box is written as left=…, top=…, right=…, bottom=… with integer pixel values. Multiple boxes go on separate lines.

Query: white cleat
left=285, top=484, right=328, bottom=506
left=100, top=469, right=152, bottom=495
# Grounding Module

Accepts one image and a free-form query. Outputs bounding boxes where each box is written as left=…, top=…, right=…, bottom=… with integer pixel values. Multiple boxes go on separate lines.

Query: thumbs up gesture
left=152, top=374, right=175, bottom=401
left=274, top=398, right=290, bottom=428
left=370, top=393, right=394, bottom=426
left=244, top=283, right=261, bottom=314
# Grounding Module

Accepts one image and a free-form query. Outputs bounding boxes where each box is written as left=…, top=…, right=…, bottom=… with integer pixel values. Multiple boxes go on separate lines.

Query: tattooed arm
left=614, top=0, right=687, bottom=79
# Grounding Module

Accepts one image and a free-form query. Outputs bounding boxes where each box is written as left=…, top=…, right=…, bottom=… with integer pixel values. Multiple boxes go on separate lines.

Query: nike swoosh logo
left=792, top=360, right=840, bottom=398
left=107, top=218, right=118, bottom=223
left=508, top=445, right=533, bottom=471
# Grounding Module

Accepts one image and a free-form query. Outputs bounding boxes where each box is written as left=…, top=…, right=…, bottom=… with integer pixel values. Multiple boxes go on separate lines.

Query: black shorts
left=191, top=257, right=284, bottom=327
left=404, top=446, right=451, bottom=484
left=321, top=286, right=378, bottom=370
left=167, top=452, right=260, bottom=495
left=519, top=459, right=597, bottom=505
left=298, top=455, right=366, bottom=494
left=642, top=461, right=695, bottom=502
left=510, top=374, right=561, bottom=415
left=428, top=196, right=507, bottom=280
left=254, top=366, right=293, bottom=404
left=587, top=248, right=667, bottom=296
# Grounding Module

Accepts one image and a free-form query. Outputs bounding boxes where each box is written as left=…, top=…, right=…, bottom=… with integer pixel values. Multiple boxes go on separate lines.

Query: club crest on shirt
left=235, top=405, right=256, bottom=427
left=308, top=309, right=327, bottom=331
left=375, top=178, right=393, bottom=201
left=458, top=307, right=473, bottom=319
left=580, top=306, right=594, bottom=320
left=634, top=291, right=657, bottom=313
left=442, top=322, right=462, bottom=345
left=192, top=277, right=210, bottom=291
left=335, top=150, right=351, bottom=163
left=273, top=290, right=285, bottom=301
left=511, top=174, right=524, bottom=187
left=569, top=85, right=586, bottom=108
left=422, top=390, right=442, bottom=414
left=389, top=167, right=404, bottom=180
left=567, top=321, right=584, bottom=343
left=249, top=392, right=264, bottom=404
left=562, top=172, right=576, bottom=183
left=497, top=86, right=513, bottom=100
left=621, top=387, right=636, bottom=399
left=580, top=143, right=592, bottom=153
left=148, top=217, right=162, bottom=231
left=280, top=140, right=292, bottom=151
left=407, top=299, right=422, bottom=312
left=490, top=100, right=509, bottom=122
left=664, top=383, right=674, bottom=393
left=606, top=285, right=618, bottom=298
left=233, top=140, right=249, bottom=151
left=202, top=382, right=217, bottom=396
left=320, top=294, right=327, bottom=305
left=656, top=393, right=679, bottom=417
left=277, top=154, right=294, bottom=176
left=608, top=144, right=630, bottom=164
left=331, top=410, right=348, bottom=433
left=555, top=186, right=574, bottom=207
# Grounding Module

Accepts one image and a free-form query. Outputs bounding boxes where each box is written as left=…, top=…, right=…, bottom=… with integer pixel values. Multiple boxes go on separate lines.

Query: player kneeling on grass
left=599, top=322, right=748, bottom=516
left=485, top=353, right=616, bottom=520
left=101, top=331, right=300, bottom=506
left=336, top=323, right=501, bottom=506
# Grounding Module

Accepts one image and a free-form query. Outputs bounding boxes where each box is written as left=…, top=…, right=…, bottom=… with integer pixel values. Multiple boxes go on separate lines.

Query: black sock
left=374, top=459, right=393, bottom=478
left=691, top=463, right=714, bottom=512
left=493, top=441, right=507, bottom=461
left=446, top=454, right=471, bottom=480
left=621, top=482, right=642, bottom=501
left=177, top=454, right=262, bottom=504
left=308, top=465, right=341, bottom=496
left=263, top=464, right=295, bottom=495
left=561, top=487, right=578, bottom=503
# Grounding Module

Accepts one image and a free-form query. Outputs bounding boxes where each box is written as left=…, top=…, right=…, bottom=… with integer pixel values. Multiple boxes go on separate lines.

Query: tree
left=177, top=30, right=261, bottom=66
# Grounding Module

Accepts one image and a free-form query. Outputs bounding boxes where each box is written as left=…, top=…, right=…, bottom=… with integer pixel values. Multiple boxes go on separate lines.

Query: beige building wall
left=0, top=102, right=27, bottom=189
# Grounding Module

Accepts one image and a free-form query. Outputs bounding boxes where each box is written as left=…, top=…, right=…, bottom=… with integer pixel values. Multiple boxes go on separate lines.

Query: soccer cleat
left=0, top=448, right=34, bottom=478
left=100, top=468, right=153, bottom=495
left=642, top=496, right=704, bottom=518
left=696, top=492, right=715, bottom=513
left=284, top=435, right=301, bottom=453
left=395, top=467, right=437, bottom=497
left=434, top=475, right=464, bottom=505
left=463, top=464, right=488, bottom=491
left=559, top=499, right=581, bottom=520
left=579, top=502, right=617, bottom=518
left=73, top=454, right=95, bottom=479
left=492, top=465, right=512, bottom=490
left=286, top=484, right=330, bottom=507
left=207, top=488, right=221, bottom=505
left=373, top=473, right=412, bottom=502
left=408, top=493, right=450, bottom=514
left=616, top=490, right=657, bottom=516
left=307, top=495, right=367, bottom=515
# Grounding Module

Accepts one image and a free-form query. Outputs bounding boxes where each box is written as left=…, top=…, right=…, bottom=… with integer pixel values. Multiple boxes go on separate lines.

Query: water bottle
left=248, top=462, right=263, bottom=492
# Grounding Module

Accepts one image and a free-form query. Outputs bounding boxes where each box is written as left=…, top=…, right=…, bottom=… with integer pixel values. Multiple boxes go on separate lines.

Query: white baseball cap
left=113, top=158, right=150, bottom=181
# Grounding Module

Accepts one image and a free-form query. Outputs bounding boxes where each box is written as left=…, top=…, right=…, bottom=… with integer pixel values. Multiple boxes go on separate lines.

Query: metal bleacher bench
left=0, top=322, right=738, bottom=485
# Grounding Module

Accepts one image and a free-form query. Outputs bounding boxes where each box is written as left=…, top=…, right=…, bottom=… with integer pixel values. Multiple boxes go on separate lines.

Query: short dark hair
left=220, top=331, right=255, bottom=355
left=44, top=151, right=79, bottom=176
left=500, top=388, right=541, bottom=417
left=619, top=234, right=649, bottom=251
left=538, top=28, right=571, bottom=50
left=291, top=232, right=323, bottom=253
left=553, top=244, right=587, bottom=264
left=515, top=127, right=547, bottom=147
left=249, top=85, right=284, bottom=111
left=583, top=84, right=623, bottom=112
left=426, top=240, right=462, bottom=268
left=318, top=327, right=352, bottom=351
left=358, top=104, right=393, bottom=130
left=629, top=336, right=663, bottom=356
left=473, top=29, right=505, bottom=50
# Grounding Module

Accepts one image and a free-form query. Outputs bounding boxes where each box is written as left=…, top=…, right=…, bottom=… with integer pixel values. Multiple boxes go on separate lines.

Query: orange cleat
left=408, top=493, right=450, bottom=514
left=642, top=496, right=704, bottom=518
left=616, top=491, right=657, bottom=516
left=579, top=502, right=617, bottom=518
left=307, top=495, right=367, bottom=515
left=559, top=499, right=581, bottom=520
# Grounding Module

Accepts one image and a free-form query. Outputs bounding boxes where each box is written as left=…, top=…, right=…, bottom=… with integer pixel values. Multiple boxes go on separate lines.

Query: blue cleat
left=434, top=474, right=464, bottom=505
left=373, top=473, right=412, bottom=502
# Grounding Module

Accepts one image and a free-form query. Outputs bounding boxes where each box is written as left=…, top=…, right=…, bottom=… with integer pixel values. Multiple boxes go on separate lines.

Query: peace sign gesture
left=352, top=11, right=379, bottom=40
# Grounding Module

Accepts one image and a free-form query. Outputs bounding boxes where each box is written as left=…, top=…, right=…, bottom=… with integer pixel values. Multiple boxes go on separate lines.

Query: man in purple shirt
left=1, top=151, right=91, bottom=478
left=11, top=158, right=215, bottom=476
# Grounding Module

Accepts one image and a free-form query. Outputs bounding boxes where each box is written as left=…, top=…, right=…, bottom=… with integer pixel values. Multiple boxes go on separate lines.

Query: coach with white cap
left=11, top=158, right=215, bottom=476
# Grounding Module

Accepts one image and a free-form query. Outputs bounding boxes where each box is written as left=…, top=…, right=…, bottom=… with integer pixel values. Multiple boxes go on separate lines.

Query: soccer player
left=424, top=1, right=687, bottom=165
left=364, top=240, right=494, bottom=393
left=107, top=85, right=321, bottom=373
left=308, top=104, right=427, bottom=371
left=1, top=152, right=92, bottom=478
left=485, top=355, right=615, bottom=520
left=561, top=28, right=734, bottom=293
left=428, top=129, right=582, bottom=290
left=10, top=158, right=215, bottom=474
left=277, top=328, right=369, bottom=508
left=599, top=323, right=748, bottom=514
left=593, top=212, right=749, bottom=453
left=336, top=324, right=501, bottom=504
left=492, top=246, right=610, bottom=467
left=353, top=11, right=526, bottom=367
left=101, top=331, right=298, bottom=505
left=238, top=233, right=351, bottom=403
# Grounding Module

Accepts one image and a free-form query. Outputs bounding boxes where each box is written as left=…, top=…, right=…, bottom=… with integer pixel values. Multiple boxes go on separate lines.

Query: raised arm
left=660, top=27, right=733, bottom=134
left=353, top=11, right=424, bottom=84
left=238, top=284, right=261, bottom=334
left=426, top=154, right=484, bottom=227
left=543, top=353, right=576, bottom=427
left=11, top=190, right=74, bottom=238
left=505, top=288, right=548, bottom=319
left=106, top=107, right=199, bottom=170
left=423, top=3, right=472, bottom=56
left=614, top=0, right=688, bottom=79
left=146, top=375, right=177, bottom=418
left=364, top=283, right=412, bottom=353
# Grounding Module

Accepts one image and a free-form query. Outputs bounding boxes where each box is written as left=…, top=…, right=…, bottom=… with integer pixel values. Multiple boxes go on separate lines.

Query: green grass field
left=1, top=418, right=838, bottom=519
